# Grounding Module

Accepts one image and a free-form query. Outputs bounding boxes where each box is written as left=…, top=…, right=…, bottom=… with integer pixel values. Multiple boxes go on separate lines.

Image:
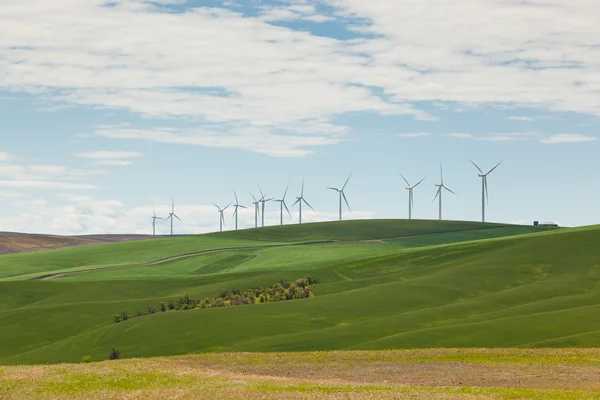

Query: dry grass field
left=2, top=349, right=600, bottom=399
left=0, top=232, right=157, bottom=254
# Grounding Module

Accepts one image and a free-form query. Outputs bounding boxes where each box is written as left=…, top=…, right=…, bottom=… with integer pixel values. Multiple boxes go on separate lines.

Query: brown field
left=0, top=232, right=161, bottom=254
left=2, top=349, right=600, bottom=399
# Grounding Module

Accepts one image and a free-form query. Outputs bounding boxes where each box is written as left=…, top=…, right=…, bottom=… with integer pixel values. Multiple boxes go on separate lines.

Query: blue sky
left=1, top=0, right=599, bottom=234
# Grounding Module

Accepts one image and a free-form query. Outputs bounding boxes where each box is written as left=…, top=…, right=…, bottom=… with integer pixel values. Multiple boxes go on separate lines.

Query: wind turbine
left=232, top=190, right=247, bottom=231
left=165, top=198, right=182, bottom=236
left=274, top=183, right=292, bottom=226
left=470, top=160, right=503, bottom=223
left=250, top=193, right=261, bottom=228
left=433, top=161, right=456, bottom=220
left=399, top=174, right=426, bottom=220
left=292, top=177, right=314, bottom=224
left=257, top=186, right=274, bottom=228
left=327, top=172, right=352, bottom=221
left=150, top=204, right=163, bottom=236
left=214, top=203, right=230, bottom=232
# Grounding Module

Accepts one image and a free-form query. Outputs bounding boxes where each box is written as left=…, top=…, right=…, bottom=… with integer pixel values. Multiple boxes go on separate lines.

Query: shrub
left=82, top=356, right=92, bottom=363
left=159, top=302, right=167, bottom=312
left=113, top=314, right=122, bottom=323
left=107, top=347, right=120, bottom=360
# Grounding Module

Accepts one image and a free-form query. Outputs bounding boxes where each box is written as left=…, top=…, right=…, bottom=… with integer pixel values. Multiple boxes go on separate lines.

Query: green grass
left=1, top=219, right=591, bottom=366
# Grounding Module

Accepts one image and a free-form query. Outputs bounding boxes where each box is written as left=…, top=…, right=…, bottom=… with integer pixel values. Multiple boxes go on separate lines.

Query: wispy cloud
left=0, top=152, right=15, bottom=162
left=76, top=150, right=143, bottom=166
left=539, top=133, right=597, bottom=144
left=397, top=132, right=430, bottom=138
left=443, top=132, right=537, bottom=142
left=506, top=115, right=551, bottom=122
left=93, top=126, right=343, bottom=157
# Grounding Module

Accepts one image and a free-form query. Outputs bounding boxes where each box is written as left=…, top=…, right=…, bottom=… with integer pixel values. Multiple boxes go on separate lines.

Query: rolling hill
left=3, top=219, right=595, bottom=366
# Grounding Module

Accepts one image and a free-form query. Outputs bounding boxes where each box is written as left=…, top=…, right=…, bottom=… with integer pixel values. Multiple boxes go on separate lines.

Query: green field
left=3, top=219, right=599, bottom=366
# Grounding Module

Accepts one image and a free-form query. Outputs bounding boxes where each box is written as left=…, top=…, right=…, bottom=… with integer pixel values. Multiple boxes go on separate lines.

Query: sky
left=1, top=0, right=599, bottom=235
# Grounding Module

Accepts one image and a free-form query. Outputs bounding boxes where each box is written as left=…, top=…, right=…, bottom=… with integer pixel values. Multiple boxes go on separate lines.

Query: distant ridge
left=0, top=232, right=161, bottom=254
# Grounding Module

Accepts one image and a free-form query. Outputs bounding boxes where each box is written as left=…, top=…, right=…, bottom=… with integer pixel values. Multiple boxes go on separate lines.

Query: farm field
left=3, top=219, right=600, bottom=367
left=2, top=349, right=600, bottom=399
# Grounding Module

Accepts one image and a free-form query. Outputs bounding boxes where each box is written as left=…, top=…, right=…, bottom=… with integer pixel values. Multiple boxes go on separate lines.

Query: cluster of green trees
left=113, top=275, right=317, bottom=323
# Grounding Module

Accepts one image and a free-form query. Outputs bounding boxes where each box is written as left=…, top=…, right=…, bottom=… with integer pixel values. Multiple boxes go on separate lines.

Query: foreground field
left=2, top=350, right=600, bottom=399
left=5, top=219, right=599, bottom=365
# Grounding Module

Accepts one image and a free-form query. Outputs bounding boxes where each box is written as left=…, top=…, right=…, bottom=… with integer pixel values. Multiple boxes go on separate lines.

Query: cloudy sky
left=1, top=0, right=599, bottom=235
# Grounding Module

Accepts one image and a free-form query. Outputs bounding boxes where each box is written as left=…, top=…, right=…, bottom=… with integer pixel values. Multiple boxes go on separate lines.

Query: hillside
left=2, top=219, right=591, bottom=365
left=0, top=231, right=158, bottom=254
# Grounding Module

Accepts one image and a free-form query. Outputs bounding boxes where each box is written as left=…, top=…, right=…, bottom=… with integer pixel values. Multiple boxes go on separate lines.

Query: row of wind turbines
left=150, top=159, right=502, bottom=235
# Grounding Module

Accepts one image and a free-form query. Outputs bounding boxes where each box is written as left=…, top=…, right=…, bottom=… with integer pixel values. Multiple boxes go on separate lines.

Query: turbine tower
left=433, top=161, right=456, bottom=221
left=257, top=186, right=274, bottom=228
left=214, top=202, right=230, bottom=232
left=232, top=190, right=247, bottom=231
left=327, top=171, right=353, bottom=221
left=470, top=160, right=503, bottom=223
left=150, top=204, right=163, bottom=236
left=274, top=183, right=292, bottom=226
left=165, top=198, right=182, bottom=236
left=292, top=177, right=314, bottom=224
left=250, top=193, right=261, bottom=228
left=399, top=174, right=426, bottom=220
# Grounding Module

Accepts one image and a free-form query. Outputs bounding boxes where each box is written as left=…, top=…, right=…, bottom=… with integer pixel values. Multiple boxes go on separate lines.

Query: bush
left=114, top=275, right=318, bottom=322
left=82, top=355, right=92, bottom=363
left=107, top=347, right=120, bottom=360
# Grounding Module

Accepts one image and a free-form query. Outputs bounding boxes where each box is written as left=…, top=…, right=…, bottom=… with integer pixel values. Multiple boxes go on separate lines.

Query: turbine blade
left=303, top=198, right=315, bottom=211
left=213, top=203, right=220, bottom=209
left=283, top=182, right=289, bottom=200
left=439, top=159, right=444, bottom=185
left=342, top=171, right=353, bottom=190
left=487, top=160, right=503, bottom=175
left=240, top=205, right=248, bottom=209
left=234, top=189, right=239, bottom=204
left=470, top=159, right=484, bottom=174
left=342, top=191, right=351, bottom=211
left=292, top=198, right=300, bottom=206
left=301, top=178, right=305, bottom=197
left=283, top=201, right=291, bottom=217
left=444, top=186, right=457, bottom=196
left=327, top=187, right=339, bottom=192
left=224, top=203, right=231, bottom=211
left=399, top=173, right=410, bottom=186
left=433, top=187, right=441, bottom=202
left=414, top=177, right=426, bottom=188
left=250, top=193, right=257, bottom=202
left=174, top=215, right=183, bottom=222
left=257, top=185, right=264, bottom=198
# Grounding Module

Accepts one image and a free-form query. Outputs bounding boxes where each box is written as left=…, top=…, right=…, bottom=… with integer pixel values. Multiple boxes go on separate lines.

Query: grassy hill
left=2, top=219, right=593, bottom=366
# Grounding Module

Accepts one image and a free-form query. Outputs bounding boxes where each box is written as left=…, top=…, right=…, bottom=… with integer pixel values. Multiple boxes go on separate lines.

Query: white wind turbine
left=165, top=198, right=182, bottom=236
left=257, top=186, right=274, bottom=228
left=150, top=204, right=163, bottom=236
left=327, top=172, right=352, bottom=221
left=470, top=160, right=503, bottom=223
left=433, top=161, right=456, bottom=220
left=292, top=177, right=314, bottom=224
left=274, top=183, right=292, bottom=226
left=399, top=174, right=426, bottom=220
left=214, top=202, right=231, bottom=232
left=232, top=190, right=247, bottom=231
left=250, top=193, right=261, bottom=228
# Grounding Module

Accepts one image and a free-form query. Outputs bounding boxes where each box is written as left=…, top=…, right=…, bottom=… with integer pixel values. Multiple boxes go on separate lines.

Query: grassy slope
left=0, top=220, right=580, bottom=365
left=0, top=220, right=531, bottom=281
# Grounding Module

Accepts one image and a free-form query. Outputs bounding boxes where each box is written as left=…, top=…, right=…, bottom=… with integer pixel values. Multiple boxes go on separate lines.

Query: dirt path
left=30, top=226, right=513, bottom=281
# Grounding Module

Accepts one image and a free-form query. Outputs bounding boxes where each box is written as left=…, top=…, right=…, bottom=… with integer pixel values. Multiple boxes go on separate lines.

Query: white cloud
left=506, top=115, right=550, bottom=122
left=539, top=133, right=598, bottom=144
left=0, top=180, right=97, bottom=190
left=76, top=151, right=143, bottom=160
left=76, top=150, right=143, bottom=166
left=397, top=132, right=430, bottom=138
left=0, top=152, right=16, bottom=162
left=94, top=126, right=343, bottom=157
left=443, top=132, right=537, bottom=142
